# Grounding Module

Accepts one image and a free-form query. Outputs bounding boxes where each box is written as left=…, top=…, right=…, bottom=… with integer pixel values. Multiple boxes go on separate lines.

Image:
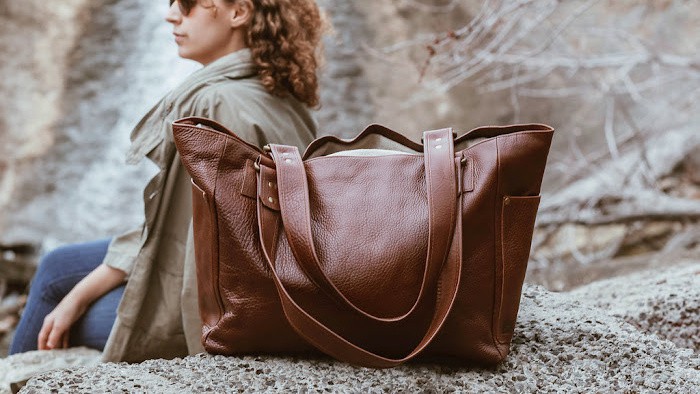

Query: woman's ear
left=230, top=0, right=253, bottom=28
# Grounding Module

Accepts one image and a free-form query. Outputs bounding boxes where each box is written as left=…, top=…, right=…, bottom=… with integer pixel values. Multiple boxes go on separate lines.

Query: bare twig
left=376, top=1, right=700, bottom=271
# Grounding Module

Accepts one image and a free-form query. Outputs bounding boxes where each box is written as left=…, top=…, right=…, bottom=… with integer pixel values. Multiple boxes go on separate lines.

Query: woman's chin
left=176, top=48, right=191, bottom=60
left=177, top=51, right=206, bottom=65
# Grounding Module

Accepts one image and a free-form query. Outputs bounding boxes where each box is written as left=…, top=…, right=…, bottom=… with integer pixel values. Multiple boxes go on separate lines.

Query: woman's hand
left=37, top=296, right=89, bottom=350
left=36, top=263, right=127, bottom=351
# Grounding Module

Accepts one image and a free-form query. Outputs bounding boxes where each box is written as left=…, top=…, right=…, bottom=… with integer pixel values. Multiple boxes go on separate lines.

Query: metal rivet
left=435, top=145, right=442, bottom=150
left=268, top=197, right=275, bottom=203
left=504, top=197, right=511, bottom=205
left=268, top=181, right=275, bottom=188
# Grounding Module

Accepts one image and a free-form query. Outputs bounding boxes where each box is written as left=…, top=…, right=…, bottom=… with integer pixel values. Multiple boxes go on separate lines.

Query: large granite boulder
left=7, top=262, right=698, bottom=393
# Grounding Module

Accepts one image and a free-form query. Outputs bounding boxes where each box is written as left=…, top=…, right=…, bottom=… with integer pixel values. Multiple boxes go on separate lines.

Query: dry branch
left=374, top=1, right=700, bottom=276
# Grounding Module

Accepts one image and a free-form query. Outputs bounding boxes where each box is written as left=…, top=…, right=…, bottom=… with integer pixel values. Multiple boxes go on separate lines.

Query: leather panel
left=497, top=195, right=540, bottom=344
left=190, top=179, right=221, bottom=329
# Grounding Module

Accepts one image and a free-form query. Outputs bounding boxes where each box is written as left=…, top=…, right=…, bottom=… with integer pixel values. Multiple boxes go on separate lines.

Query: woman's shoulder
left=191, top=78, right=313, bottom=120
left=193, top=78, right=268, bottom=105
left=184, top=80, right=257, bottom=119
left=183, top=78, right=317, bottom=143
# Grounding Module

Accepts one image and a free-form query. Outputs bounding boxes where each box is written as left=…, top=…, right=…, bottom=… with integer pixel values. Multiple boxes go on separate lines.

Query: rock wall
left=0, top=0, right=91, bottom=216
left=316, top=1, right=376, bottom=136
left=351, top=0, right=514, bottom=138
left=0, top=0, right=196, bottom=249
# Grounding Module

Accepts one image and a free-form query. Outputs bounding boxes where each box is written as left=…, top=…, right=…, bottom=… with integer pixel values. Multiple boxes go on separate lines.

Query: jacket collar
left=186, top=47, right=256, bottom=83
left=126, top=48, right=256, bottom=164
left=165, top=48, right=257, bottom=101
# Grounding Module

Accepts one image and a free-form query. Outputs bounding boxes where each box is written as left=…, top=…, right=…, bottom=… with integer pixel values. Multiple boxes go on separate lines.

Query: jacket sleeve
left=101, top=225, right=143, bottom=277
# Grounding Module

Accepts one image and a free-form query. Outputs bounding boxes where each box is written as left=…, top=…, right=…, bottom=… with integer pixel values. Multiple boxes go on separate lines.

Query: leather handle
left=265, top=128, right=458, bottom=323
left=301, top=123, right=555, bottom=161
left=256, top=166, right=463, bottom=368
left=302, top=124, right=424, bottom=160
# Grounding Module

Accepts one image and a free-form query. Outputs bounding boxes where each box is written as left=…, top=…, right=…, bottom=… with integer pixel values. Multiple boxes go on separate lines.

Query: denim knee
left=35, top=245, right=73, bottom=279
left=30, top=244, right=93, bottom=302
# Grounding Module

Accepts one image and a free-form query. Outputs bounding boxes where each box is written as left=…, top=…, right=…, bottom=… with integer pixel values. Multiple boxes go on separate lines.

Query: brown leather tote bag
left=172, top=117, right=553, bottom=368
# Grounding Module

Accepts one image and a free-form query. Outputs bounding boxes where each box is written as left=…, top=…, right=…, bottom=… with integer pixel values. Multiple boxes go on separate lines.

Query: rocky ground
left=2, top=261, right=697, bottom=393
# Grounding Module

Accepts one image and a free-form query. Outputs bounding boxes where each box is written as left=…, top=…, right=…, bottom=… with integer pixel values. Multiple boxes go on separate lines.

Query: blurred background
left=1, top=0, right=699, bottom=355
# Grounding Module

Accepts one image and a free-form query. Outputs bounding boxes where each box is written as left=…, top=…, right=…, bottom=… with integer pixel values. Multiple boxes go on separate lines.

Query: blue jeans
left=9, top=238, right=125, bottom=355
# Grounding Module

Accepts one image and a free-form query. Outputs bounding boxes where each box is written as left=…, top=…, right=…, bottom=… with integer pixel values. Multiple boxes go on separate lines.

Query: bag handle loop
left=301, top=124, right=425, bottom=160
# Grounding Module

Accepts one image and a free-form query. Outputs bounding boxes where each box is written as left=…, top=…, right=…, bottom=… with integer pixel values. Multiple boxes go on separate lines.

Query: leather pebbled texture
left=172, top=117, right=554, bottom=367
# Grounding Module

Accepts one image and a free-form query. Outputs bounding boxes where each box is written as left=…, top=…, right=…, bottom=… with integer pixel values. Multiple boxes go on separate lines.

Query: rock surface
left=572, top=261, right=700, bottom=353
left=12, top=263, right=700, bottom=393
left=0, top=347, right=100, bottom=393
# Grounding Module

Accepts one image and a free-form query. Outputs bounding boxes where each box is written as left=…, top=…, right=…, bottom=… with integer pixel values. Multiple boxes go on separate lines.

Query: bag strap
left=255, top=167, right=463, bottom=368
left=264, top=128, right=458, bottom=322
left=302, top=124, right=425, bottom=160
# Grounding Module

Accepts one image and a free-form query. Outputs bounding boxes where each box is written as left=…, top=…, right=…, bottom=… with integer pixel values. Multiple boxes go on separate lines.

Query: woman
left=10, top=0, right=325, bottom=362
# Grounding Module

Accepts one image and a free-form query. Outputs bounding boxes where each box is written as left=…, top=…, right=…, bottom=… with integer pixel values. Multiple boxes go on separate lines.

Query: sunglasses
left=169, top=0, right=197, bottom=15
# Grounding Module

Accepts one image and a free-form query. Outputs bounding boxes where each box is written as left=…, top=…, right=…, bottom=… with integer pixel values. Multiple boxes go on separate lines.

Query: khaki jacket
left=101, top=49, right=317, bottom=362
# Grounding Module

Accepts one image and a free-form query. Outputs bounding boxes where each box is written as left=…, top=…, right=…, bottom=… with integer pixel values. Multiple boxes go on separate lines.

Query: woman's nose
left=165, top=2, right=182, bottom=24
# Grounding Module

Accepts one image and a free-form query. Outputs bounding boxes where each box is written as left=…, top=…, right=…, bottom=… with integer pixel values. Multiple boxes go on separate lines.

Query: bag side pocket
left=497, top=195, right=540, bottom=344
left=191, top=179, right=223, bottom=330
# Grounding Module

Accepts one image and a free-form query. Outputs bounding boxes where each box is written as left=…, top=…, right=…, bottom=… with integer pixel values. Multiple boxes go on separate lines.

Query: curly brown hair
left=171, top=0, right=327, bottom=108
